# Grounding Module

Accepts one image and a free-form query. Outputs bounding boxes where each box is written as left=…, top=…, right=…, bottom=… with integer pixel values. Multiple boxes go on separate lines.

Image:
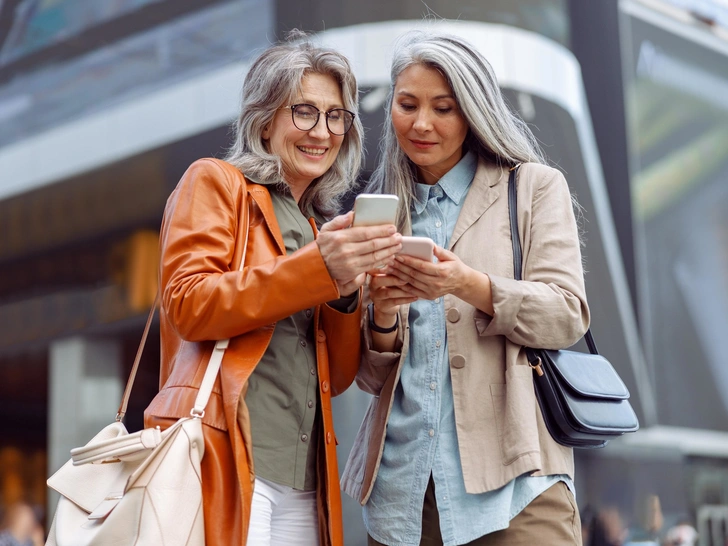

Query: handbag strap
left=116, top=182, right=250, bottom=422
left=116, top=293, right=159, bottom=421
left=507, top=165, right=598, bottom=355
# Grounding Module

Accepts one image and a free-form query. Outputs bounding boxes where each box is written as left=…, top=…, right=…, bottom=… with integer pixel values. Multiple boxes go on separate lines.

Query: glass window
left=622, top=9, right=728, bottom=430
left=0, top=0, right=272, bottom=147
left=0, top=0, right=164, bottom=65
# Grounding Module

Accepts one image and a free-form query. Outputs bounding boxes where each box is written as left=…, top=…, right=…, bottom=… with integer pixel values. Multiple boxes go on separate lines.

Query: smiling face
left=263, top=72, right=345, bottom=200
left=391, top=64, right=469, bottom=185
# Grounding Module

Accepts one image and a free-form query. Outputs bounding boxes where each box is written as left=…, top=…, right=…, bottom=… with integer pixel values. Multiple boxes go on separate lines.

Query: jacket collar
left=448, top=160, right=506, bottom=250
left=245, top=179, right=287, bottom=255
left=412, top=151, right=477, bottom=215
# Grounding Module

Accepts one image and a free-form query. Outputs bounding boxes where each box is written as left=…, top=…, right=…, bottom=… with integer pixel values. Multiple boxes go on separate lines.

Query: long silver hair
left=368, top=30, right=547, bottom=230
left=225, top=33, right=363, bottom=217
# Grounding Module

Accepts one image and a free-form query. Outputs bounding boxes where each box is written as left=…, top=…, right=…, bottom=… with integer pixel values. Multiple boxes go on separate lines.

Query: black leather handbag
left=508, top=165, right=639, bottom=448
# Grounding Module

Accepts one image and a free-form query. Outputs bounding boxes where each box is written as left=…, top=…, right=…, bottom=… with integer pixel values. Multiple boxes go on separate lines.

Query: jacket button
left=326, top=432, right=332, bottom=444
left=451, top=355, right=466, bottom=369
left=301, top=434, right=309, bottom=442
left=308, top=400, right=314, bottom=408
left=299, top=339, right=307, bottom=348
left=321, top=381, right=329, bottom=393
left=447, top=308, right=460, bottom=322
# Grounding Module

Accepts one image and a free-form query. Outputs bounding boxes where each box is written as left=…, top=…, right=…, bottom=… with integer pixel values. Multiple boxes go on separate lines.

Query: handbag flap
left=47, top=421, right=137, bottom=513
left=558, top=384, right=640, bottom=432
left=542, top=349, right=629, bottom=400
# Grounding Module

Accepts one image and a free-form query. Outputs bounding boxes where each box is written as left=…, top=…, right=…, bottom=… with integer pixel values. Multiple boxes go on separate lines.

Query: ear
left=262, top=122, right=271, bottom=140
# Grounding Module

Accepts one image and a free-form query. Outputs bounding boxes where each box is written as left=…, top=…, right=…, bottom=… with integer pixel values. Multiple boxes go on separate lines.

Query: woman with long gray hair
left=145, top=33, right=402, bottom=546
left=342, top=29, right=589, bottom=545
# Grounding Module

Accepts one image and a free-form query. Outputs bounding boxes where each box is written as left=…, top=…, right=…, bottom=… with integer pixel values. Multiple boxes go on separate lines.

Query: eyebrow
left=396, top=90, right=454, bottom=100
left=298, top=98, right=345, bottom=110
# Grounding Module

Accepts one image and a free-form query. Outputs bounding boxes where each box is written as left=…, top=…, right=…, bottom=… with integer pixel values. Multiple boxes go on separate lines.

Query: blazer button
left=446, top=308, right=461, bottom=323
left=321, top=380, right=329, bottom=393
left=451, top=355, right=466, bottom=369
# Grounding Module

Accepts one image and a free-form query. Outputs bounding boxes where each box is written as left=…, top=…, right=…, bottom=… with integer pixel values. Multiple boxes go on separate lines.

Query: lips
left=410, top=140, right=436, bottom=149
left=297, top=146, right=327, bottom=156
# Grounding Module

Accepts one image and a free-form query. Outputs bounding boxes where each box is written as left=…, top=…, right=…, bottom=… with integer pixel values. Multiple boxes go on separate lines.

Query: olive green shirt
left=242, top=179, right=357, bottom=491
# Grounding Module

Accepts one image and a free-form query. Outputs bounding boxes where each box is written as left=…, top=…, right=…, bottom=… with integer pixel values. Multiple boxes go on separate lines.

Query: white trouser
left=246, top=476, right=320, bottom=546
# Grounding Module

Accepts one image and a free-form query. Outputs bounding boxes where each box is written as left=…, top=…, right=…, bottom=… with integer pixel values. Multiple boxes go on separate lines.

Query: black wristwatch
left=368, top=303, right=398, bottom=334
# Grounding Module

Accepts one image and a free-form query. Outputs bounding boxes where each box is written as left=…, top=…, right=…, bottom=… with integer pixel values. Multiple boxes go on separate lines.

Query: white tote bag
left=46, top=181, right=249, bottom=546
left=45, top=331, right=231, bottom=546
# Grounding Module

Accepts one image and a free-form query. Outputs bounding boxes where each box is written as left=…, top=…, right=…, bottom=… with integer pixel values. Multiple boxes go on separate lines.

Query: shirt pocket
left=490, top=364, right=540, bottom=465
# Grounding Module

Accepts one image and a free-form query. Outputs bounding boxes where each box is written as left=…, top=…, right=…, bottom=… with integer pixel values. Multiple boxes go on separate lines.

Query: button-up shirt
left=363, top=151, right=571, bottom=545
left=242, top=178, right=356, bottom=491
left=243, top=180, right=320, bottom=490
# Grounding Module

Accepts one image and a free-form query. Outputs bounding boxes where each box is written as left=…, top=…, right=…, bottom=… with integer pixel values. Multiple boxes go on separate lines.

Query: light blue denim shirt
left=363, top=151, right=572, bottom=546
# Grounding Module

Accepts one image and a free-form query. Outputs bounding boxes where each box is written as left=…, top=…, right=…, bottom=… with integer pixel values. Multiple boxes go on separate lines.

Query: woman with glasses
left=342, top=30, right=589, bottom=545
left=145, top=34, right=402, bottom=546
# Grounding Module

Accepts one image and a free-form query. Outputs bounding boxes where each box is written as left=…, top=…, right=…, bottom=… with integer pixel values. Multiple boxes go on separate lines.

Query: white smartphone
left=352, top=194, right=399, bottom=227
left=398, top=236, right=435, bottom=261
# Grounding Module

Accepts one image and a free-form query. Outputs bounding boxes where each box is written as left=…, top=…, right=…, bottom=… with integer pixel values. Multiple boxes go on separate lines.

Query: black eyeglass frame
left=283, top=103, right=356, bottom=136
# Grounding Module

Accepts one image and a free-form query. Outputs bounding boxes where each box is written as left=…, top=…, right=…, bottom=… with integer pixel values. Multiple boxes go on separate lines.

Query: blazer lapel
left=247, top=182, right=287, bottom=255
left=448, top=161, right=504, bottom=250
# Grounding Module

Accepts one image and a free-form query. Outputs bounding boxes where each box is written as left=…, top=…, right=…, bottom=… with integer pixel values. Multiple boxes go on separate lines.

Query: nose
left=308, top=114, right=331, bottom=139
left=412, top=109, right=433, bottom=133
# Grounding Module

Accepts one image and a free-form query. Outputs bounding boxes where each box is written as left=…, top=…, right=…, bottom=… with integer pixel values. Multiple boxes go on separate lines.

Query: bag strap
left=116, top=181, right=250, bottom=422
left=116, top=293, right=159, bottom=421
left=507, top=165, right=598, bottom=355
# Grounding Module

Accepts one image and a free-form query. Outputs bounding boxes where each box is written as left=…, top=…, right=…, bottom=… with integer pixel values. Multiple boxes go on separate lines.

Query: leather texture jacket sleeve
left=146, top=158, right=361, bottom=546
left=159, top=159, right=344, bottom=342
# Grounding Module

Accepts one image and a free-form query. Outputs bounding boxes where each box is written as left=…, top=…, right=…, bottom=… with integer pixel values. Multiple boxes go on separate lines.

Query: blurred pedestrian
left=342, top=29, right=589, bottom=545
left=626, top=494, right=663, bottom=545
left=589, top=507, right=628, bottom=546
left=0, top=502, right=42, bottom=546
left=663, top=521, right=697, bottom=546
left=144, top=32, right=401, bottom=546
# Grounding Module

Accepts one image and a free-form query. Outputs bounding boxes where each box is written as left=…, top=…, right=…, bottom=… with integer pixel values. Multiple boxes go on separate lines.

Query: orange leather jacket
left=144, top=158, right=361, bottom=546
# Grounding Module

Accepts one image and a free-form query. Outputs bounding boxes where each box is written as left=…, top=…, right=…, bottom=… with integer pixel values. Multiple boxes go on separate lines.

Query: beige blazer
left=341, top=160, right=590, bottom=505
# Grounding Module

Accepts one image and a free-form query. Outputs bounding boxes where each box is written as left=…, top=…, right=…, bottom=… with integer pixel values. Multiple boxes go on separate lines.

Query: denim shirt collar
left=413, top=150, right=478, bottom=215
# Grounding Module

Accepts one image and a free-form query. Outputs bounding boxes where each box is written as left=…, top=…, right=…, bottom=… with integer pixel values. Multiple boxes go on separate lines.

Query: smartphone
left=398, top=236, right=435, bottom=261
left=352, top=194, right=399, bottom=227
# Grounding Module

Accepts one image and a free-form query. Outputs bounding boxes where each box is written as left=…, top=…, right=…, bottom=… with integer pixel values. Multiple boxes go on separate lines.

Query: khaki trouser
left=368, top=477, right=582, bottom=546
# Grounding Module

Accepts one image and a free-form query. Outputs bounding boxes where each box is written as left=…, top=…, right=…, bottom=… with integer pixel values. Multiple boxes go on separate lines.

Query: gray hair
left=225, top=33, right=363, bottom=217
left=368, top=30, right=547, bottom=230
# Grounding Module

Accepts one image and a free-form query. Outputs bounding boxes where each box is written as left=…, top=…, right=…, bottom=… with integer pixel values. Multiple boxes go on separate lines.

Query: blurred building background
left=0, top=0, right=727, bottom=544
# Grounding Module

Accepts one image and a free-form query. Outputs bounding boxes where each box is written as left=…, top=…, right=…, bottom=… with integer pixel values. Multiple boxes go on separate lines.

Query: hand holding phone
left=397, top=236, right=435, bottom=262
left=352, top=194, right=399, bottom=227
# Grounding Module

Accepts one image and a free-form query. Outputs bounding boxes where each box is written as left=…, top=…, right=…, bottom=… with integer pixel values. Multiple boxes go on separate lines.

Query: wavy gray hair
left=368, top=30, right=547, bottom=230
left=225, top=34, right=363, bottom=217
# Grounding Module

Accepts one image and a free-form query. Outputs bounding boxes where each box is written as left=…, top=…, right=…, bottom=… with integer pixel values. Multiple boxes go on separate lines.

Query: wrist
left=373, top=307, right=396, bottom=327
left=368, top=303, right=398, bottom=334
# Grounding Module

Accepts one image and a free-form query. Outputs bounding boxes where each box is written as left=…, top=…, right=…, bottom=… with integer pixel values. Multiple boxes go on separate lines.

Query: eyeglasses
left=284, top=103, right=356, bottom=136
